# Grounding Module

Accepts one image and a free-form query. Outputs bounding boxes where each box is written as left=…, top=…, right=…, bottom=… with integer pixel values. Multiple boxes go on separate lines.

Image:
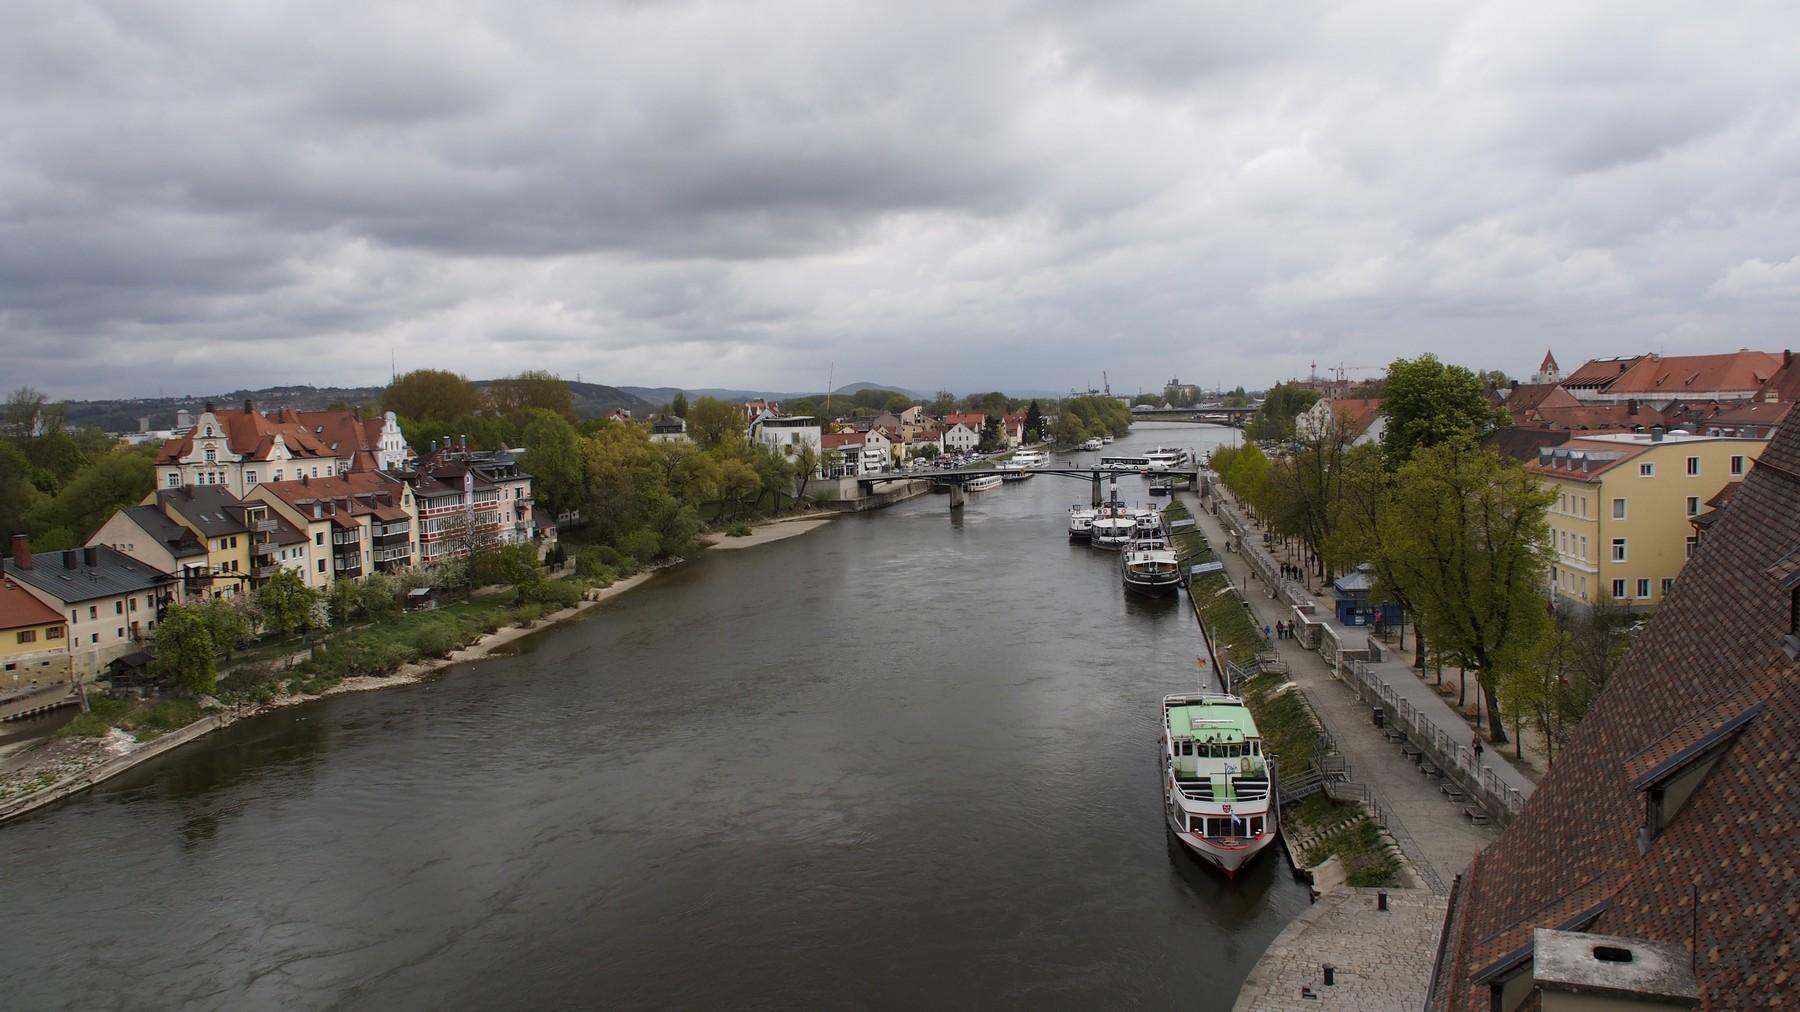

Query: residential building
left=247, top=471, right=419, bottom=585
left=861, top=427, right=894, bottom=468
left=292, top=409, right=412, bottom=471
left=1, top=537, right=175, bottom=681
left=749, top=415, right=822, bottom=462
left=1427, top=409, right=1800, bottom=1011
left=942, top=422, right=980, bottom=453
left=147, top=485, right=267, bottom=598
left=606, top=408, right=634, bottom=423
left=908, top=427, right=945, bottom=458
left=821, top=432, right=865, bottom=477
left=0, top=575, right=71, bottom=688
left=649, top=416, right=690, bottom=443
left=87, top=505, right=211, bottom=603
left=1002, top=412, right=1026, bottom=447
left=1527, top=430, right=1769, bottom=610
left=153, top=401, right=344, bottom=496
left=1560, top=351, right=1785, bottom=408
left=409, top=470, right=499, bottom=566
left=412, top=450, right=536, bottom=546
left=742, top=399, right=781, bottom=423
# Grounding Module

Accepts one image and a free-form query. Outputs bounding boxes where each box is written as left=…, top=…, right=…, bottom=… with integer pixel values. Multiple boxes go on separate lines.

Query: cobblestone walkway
left=1231, top=887, right=1447, bottom=1011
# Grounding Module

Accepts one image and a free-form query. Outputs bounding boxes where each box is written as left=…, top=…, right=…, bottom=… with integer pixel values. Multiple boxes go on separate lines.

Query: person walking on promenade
left=1472, top=734, right=1485, bottom=768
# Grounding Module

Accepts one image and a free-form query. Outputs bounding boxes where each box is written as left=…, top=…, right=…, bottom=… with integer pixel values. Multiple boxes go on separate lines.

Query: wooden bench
left=1401, top=745, right=1423, bottom=762
left=1440, top=783, right=1465, bottom=802
left=1419, top=763, right=1440, bottom=778
left=1381, top=728, right=1406, bottom=743
left=1463, top=806, right=1490, bottom=825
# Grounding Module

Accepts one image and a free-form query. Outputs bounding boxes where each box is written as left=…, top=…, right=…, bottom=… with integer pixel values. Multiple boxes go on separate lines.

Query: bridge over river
left=861, top=464, right=1201, bottom=507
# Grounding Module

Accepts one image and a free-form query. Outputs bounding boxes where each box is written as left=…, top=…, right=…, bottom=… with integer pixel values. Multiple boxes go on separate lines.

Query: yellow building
left=148, top=486, right=256, bottom=599
left=1, top=574, right=71, bottom=688
left=1527, top=431, right=1768, bottom=610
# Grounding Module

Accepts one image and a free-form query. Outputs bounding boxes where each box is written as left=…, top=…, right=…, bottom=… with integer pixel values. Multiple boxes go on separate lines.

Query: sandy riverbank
left=0, top=566, right=668, bottom=823
left=705, top=516, right=837, bottom=551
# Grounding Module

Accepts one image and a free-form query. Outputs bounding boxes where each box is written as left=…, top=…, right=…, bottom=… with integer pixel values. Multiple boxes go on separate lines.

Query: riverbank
left=0, top=565, right=667, bottom=825
left=704, top=515, right=836, bottom=551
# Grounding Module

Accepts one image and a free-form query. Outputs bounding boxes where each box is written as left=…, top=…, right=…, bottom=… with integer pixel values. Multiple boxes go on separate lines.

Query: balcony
left=374, top=525, right=410, bottom=543
left=253, top=518, right=280, bottom=533
left=332, top=531, right=362, bottom=546
left=333, top=557, right=363, bottom=574
left=252, top=540, right=277, bottom=558
left=252, top=564, right=278, bottom=580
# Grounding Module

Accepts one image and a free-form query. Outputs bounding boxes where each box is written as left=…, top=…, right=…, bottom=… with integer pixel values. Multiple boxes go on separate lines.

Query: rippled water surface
left=2, top=423, right=1306, bottom=1011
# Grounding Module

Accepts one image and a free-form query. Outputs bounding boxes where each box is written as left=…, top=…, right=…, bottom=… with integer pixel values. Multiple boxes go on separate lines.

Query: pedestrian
left=1472, top=734, right=1485, bottom=765
left=1263, top=623, right=1272, bottom=643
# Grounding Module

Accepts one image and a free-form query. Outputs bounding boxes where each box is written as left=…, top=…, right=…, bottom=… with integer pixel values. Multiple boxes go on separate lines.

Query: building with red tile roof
left=154, top=401, right=347, bottom=496
left=1561, top=351, right=1784, bottom=407
left=292, top=409, right=411, bottom=471
left=0, top=573, right=70, bottom=688
left=1429, top=407, right=1800, bottom=1009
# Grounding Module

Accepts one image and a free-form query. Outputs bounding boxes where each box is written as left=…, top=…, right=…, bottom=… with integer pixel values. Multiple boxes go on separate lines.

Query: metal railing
left=1341, top=658, right=1529, bottom=822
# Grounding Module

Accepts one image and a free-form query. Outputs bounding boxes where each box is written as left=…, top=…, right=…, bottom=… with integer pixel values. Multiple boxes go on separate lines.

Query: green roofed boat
left=1161, top=692, right=1278, bottom=876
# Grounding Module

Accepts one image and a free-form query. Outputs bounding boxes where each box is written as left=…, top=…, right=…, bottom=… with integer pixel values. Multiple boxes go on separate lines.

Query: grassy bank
left=1285, top=793, right=1401, bottom=887
left=1237, top=672, right=1321, bottom=774
left=1164, top=498, right=1265, bottom=664
left=56, top=696, right=204, bottom=742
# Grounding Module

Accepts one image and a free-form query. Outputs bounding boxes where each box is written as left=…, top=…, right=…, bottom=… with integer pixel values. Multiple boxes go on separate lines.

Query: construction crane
left=1103, top=371, right=1111, bottom=397
left=1328, top=364, right=1383, bottom=399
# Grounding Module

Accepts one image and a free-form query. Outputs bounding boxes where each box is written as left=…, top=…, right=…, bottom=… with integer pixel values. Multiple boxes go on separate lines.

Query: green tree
left=1024, top=401, right=1043, bottom=441
left=716, top=459, right=762, bottom=520
left=686, top=397, right=743, bottom=450
left=0, top=439, right=46, bottom=542
left=670, top=391, right=689, bottom=419
left=255, top=569, right=320, bottom=639
left=150, top=604, right=217, bottom=695
left=1246, top=383, right=1319, bottom=441
left=792, top=445, right=820, bottom=502
left=385, top=369, right=489, bottom=424
left=357, top=571, right=403, bottom=621
left=1379, top=438, right=1553, bottom=742
left=195, top=597, right=253, bottom=659
left=1502, top=624, right=1578, bottom=765
left=1379, top=354, right=1508, bottom=466
left=518, top=409, right=587, bottom=515
left=25, top=444, right=155, bottom=543
left=488, top=370, right=574, bottom=420
left=978, top=416, right=1003, bottom=452
left=329, top=580, right=359, bottom=625
left=927, top=390, right=958, bottom=416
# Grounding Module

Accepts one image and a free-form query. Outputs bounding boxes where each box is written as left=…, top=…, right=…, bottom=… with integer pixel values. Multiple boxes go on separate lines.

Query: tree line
left=1209, top=355, right=1614, bottom=757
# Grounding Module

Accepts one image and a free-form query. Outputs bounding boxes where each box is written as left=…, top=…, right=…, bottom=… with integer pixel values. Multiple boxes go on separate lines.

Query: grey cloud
left=4, top=0, right=1800, bottom=399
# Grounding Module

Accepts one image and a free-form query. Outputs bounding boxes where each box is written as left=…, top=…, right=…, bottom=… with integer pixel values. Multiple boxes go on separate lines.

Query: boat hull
left=1123, top=574, right=1181, bottom=597
left=1164, top=814, right=1277, bottom=876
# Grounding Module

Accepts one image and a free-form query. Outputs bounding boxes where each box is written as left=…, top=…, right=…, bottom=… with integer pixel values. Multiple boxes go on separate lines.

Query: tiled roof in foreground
left=1431, top=405, right=1800, bottom=1009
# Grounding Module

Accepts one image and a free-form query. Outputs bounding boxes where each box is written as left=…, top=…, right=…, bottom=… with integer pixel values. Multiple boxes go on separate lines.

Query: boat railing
left=1174, top=777, right=1272, bottom=804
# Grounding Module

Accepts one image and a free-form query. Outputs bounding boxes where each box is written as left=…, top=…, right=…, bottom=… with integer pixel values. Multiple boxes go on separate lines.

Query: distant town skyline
left=7, top=3, right=1800, bottom=400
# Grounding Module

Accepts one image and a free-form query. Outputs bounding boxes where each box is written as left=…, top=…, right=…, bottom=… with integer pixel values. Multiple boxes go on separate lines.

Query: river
left=1, top=422, right=1306, bottom=1011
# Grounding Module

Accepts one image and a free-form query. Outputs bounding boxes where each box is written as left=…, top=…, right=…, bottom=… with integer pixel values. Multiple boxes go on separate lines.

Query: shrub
left=511, top=604, right=544, bottom=628
left=140, top=699, right=204, bottom=734
left=618, top=529, right=661, bottom=565
left=727, top=522, right=753, bottom=537
left=55, top=713, right=116, bottom=738
left=412, top=625, right=459, bottom=659
left=516, top=579, right=582, bottom=610
left=585, top=564, right=617, bottom=589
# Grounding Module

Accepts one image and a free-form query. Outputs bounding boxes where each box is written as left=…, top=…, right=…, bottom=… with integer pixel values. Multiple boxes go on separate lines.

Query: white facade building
left=943, top=422, right=981, bottom=453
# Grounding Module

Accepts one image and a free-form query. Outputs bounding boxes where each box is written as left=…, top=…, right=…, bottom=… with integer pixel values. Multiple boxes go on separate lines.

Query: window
left=1612, top=497, right=1627, bottom=519
left=88, top=606, right=97, bottom=620
left=1685, top=536, right=1698, bottom=558
left=204, top=425, right=213, bottom=436
left=1639, top=462, right=1654, bottom=477
left=1731, top=455, right=1745, bottom=476
left=116, top=627, right=124, bottom=638
left=115, top=601, right=123, bottom=615
left=1580, top=576, right=1587, bottom=597
left=204, top=447, right=216, bottom=463
left=315, top=532, right=324, bottom=546
left=317, top=559, right=326, bottom=574
left=1662, top=578, right=1675, bottom=594
left=1579, top=536, right=1588, bottom=560
left=247, top=471, right=258, bottom=486
left=1579, top=497, right=1587, bottom=518
left=90, top=633, right=98, bottom=644
left=230, top=536, right=238, bottom=548
left=1559, top=493, right=1568, bottom=513
left=68, top=611, right=76, bottom=624
left=1612, top=579, right=1627, bottom=599
left=1637, top=578, right=1651, bottom=599
left=46, top=626, right=63, bottom=640
left=16, top=630, right=35, bottom=644
left=166, top=473, right=180, bottom=488
left=1686, top=496, right=1700, bottom=517
left=1686, top=456, right=1700, bottom=476
left=1611, top=538, right=1627, bottom=562
left=129, top=597, right=136, bottom=611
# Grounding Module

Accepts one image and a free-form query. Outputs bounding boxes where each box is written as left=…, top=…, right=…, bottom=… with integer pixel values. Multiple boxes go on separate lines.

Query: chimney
left=244, top=399, right=254, bottom=414
left=1651, top=425, right=1665, bottom=442
left=301, top=473, right=309, bottom=486
left=83, top=546, right=98, bottom=567
left=182, top=484, right=193, bottom=500
left=1627, top=398, right=1638, bottom=416
left=10, top=534, right=30, bottom=570
left=1509, top=379, right=1518, bottom=390
left=62, top=549, right=77, bottom=569
left=204, top=400, right=215, bottom=413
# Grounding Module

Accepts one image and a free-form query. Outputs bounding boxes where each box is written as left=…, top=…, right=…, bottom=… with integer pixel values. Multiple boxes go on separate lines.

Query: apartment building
left=2, top=537, right=176, bottom=681
left=0, top=575, right=71, bottom=688
left=246, top=471, right=419, bottom=586
left=1527, top=429, right=1769, bottom=610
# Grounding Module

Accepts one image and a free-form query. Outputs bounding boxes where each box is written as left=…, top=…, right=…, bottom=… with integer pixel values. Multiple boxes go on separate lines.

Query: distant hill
left=61, top=379, right=655, bottom=433
left=618, top=381, right=924, bottom=405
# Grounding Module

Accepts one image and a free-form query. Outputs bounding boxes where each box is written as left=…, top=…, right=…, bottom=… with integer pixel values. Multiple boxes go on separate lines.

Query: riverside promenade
left=1179, top=484, right=1518, bottom=1009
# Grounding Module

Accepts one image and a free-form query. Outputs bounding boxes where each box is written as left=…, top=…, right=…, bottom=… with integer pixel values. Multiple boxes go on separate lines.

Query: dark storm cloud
left=4, top=0, right=1800, bottom=399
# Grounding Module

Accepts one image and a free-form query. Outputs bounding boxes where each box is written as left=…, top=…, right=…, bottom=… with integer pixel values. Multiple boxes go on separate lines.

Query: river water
left=2, top=423, right=1306, bottom=1011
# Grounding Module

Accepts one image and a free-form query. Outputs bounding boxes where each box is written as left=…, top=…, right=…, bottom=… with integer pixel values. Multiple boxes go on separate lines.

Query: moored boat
left=1161, top=693, right=1278, bottom=877
left=1120, top=534, right=1181, bottom=596
left=1067, top=506, right=1096, bottom=540
left=1080, top=437, right=1104, bottom=451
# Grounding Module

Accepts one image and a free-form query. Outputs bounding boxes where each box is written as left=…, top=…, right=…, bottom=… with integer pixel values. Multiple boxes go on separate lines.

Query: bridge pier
left=1091, top=471, right=1102, bottom=507
left=949, top=482, right=965, bottom=510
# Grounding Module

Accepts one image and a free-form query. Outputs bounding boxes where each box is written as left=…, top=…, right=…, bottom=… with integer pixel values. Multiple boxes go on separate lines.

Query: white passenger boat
left=1133, top=508, right=1163, bottom=535
left=1120, top=534, right=1181, bottom=597
left=1080, top=437, right=1104, bottom=451
left=997, top=460, right=1034, bottom=482
left=1102, top=434, right=1114, bottom=444
left=1162, top=693, right=1278, bottom=877
left=1067, top=506, right=1097, bottom=540
left=1144, top=447, right=1190, bottom=473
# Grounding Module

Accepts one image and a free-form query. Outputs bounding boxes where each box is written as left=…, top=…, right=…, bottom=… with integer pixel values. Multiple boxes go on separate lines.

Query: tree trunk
left=1481, top=678, right=1509, bottom=743
left=1457, top=666, right=1466, bottom=706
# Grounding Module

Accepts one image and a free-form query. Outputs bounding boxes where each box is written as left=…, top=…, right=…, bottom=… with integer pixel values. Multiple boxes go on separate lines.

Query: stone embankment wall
left=0, top=713, right=228, bottom=825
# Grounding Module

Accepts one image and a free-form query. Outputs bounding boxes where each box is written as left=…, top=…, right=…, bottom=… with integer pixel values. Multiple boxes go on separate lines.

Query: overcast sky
left=6, top=1, right=1800, bottom=400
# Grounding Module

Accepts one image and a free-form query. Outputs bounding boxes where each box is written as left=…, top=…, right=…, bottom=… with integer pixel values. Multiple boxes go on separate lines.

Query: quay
left=1172, top=478, right=1539, bottom=1010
